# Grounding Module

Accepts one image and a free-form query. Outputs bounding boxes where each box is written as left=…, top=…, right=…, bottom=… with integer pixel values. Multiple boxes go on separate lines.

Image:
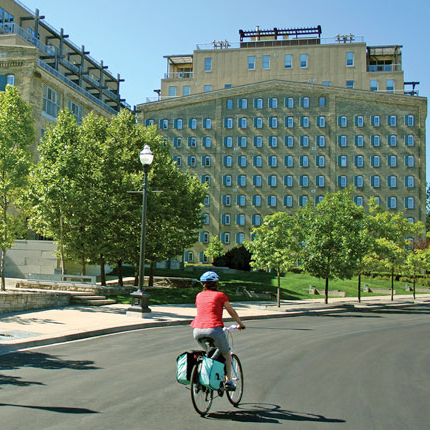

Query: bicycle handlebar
left=223, top=324, right=245, bottom=331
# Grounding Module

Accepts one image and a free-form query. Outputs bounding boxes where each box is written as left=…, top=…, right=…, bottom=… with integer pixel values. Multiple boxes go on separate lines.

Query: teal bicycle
left=189, top=325, right=244, bottom=416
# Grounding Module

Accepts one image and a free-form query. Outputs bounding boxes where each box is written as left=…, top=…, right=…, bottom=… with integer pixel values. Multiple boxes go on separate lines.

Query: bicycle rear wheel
left=190, top=363, right=213, bottom=416
left=226, top=354, right=243, bottom=406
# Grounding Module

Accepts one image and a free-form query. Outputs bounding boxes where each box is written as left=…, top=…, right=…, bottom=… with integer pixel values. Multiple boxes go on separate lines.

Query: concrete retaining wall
left=0, top=291, right=70, bottom=314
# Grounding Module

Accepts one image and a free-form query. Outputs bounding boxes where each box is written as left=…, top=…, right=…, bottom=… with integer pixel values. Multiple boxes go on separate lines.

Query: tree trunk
left=149, top=261, right=155, bottom=287
left=100, top=254, right=106, bottom=286
left=413, top=274, right=416, bottom=300
left=325, top=277, right=329, bottom=304
left=81, top=253, right=86, bottom=276
left=59, top=215, right=65, bottom=275
left=1, top=248, right=5, bottom=291
left=357, top=273, right=361, bottom=303
left=117, top=259, right=123, bottom=287
left=134, top=265, right=138, bottom=286
left=277, top=269, right=281, bottom=308
left=391, top=267, right=394, bottom=301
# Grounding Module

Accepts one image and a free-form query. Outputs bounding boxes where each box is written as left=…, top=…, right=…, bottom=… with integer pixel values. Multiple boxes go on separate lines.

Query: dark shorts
left=193, top=327, right=230, bottom=354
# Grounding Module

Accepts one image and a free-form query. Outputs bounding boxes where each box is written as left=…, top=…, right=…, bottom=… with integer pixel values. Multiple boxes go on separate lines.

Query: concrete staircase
left=70, top=292, right=116, bottom=306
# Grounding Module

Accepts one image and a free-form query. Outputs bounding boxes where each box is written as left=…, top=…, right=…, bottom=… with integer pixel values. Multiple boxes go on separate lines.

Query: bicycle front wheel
left=226, top=354, right=244, bottom=406
left=190, top=363, right=213, bottom=416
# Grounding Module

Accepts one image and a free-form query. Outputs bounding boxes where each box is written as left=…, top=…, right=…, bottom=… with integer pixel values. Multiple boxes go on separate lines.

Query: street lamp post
left=128, top=144, right=154, bottom=315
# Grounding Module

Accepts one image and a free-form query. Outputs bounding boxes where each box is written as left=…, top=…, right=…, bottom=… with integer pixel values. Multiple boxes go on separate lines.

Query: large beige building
left=137, top=26, right=427, bottom=264
left=0, top=0, right=127, bottom=146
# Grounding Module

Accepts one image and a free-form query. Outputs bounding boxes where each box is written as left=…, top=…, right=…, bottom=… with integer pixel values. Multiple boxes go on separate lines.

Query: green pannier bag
left=176, top=352, right=198, bottom=385
left=199, top=356, right=225, bottom=390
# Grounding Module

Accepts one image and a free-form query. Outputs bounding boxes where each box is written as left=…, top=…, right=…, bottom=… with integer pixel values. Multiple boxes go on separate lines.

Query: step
left=72, top=295, right=108, bottom=301
left=72, top=299, right=117, bottom=306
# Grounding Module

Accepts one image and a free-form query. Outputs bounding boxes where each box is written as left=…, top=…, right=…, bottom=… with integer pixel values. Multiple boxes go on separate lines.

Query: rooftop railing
left=164, top=71, right=194, bottom=79
left=368, top=64, right=402, bottom=72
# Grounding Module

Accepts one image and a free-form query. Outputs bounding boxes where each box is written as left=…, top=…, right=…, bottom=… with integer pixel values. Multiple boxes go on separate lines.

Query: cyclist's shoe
left=225, top=380, right=236, bottom=391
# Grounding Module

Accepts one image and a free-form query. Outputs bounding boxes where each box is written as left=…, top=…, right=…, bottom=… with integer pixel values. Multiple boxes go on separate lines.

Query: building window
left=254, top=136, right=263, bottom=147
left=224, top=118, right=233, bottom=129
left=262, top=55, right=270, bottom=69
left=316, top=175, right=325, bottom=187
left=268, top=97, right=278, bottom=108
left=237, top=136, right=247, bottom=147
left=284, top=195, right=293, bottom=207
left=285, top=156, right=294, bottom=167
left=253, top=155, right=263, bottom=168
left=268, top=136, right=278, bottom=147
left=252, top=214, right=262, bottom=226
left=322, top=81, right=331, bottom=86
left=43, top=85, right=61, bottom=118
left=338, top=116, right=348, bottom=127
left=346, top=51, right=354, bottom=67
left=300, top=155, right=309, bottom=167
left=388, top=135, right=397, bottom=147
left=223, top=194, right=231, bottom=206
left=183, top=85, right=190, bottom=96
left=285, top=97, right=294, bottom=108
left=204, top=85, right=212, bottom=92
left=371, top=175, right=380, bottom=188
left=300, top=97, right=310, bottom=108
left=268, top=175, right=277, bottom=187
left=236, top=194, right=246, bottom=207
left=299, top=195, right=308, bottom=207
left=253, top=175, right=262, bottom=186
left=299, top=175, right=309, bottom=187
left=405, top=115, right=415, bottom=127
left=173, top=155, right=181, bottom=167
left=284, top=54, right=292, bottom=69
left=238, top=98, right=248, bottom=109
left=224, top=136, right=233, bottom=147
left=188, top=156, right=196, bottom=167
left=203, top=118, right=212, bottom=129
left=200, top=231, right=210, bottom=243
left=388, top=115, right=397, bottom=127
left=354, top=196, right=364, bottom=207
left=236, top=233, right=245, bottom=244
left=355, top=115, right=364, bottom=127
left=300, top=136, right=309, bottom=147
left=223, top=155, right=232, bottom=167
left=300, top=53, right=308, bottom=68
left=68, top=100, right=83, bottom=125
left=386, top=79, right=395, bottom=93
left=404, top=197, right=415, bottom=209
left=0, top=74, right=14, bottom=91
left=188, top=137, right=197, bottom=147
left=238, top=117, right=247, bottom=129
left=405, top=176, right=415, bottom=188
left=173, top=138, right=182, bottom=150
left=254, top=117, right=263, bottom=129
left=317, top=116, right=325, bottom=127
left=387, top=175, right=397, bottom=188
left=387, top=196, right=397, bottom=209
left=223, top=175, right=232, bottom=187
left=269, top=116, right=278, bottom=128
left=370, top=155, right=380, bottom=167
left=354, top=175, right=364, bottom=188
left=173, top=119, right=183, bottom=129
left=346, top=80, right=355, bottom=89
left=254, top=98, right=263, bottom=109
left=316, top=136, right=325, bottom=147
left=237, top=175, right=246, bottom=187
left=221, top=232, right=230, bottom=244
left=319, top=96, right=326, bottom=107
left=202, top=136, right=211, bottom=147
left=404, top=155, right=415, bottom=167
left=355, top=135, right=364, bottom=147
left=204, top=57, right=212, bottom=71
left=354, top=155, right=364, bottom=167
left=168, top=86, right=177, bottom=97
left=371, top=135, right=380, bottom=147
left=268, top=195, right=277, bottom=207
left=285, top=116, right=294, bottom=128
left=268, top=155, right=278, bottom=167
left=338, top=176, right=347, bottom=187
left=189, top=118, right=197, bottom=129
left=284, top=175, right=293, bottom=187
left=222, top=214, right=231, bottom=225
left=238, top=155, right=247, bottom=167
left=316, top=155, right=325, bottom=167
left=301, top=116, right=310, bottom=128
left=370, top=80, right=378, bottom=91
left=252, top=195, right=262, bottom=207
left=338, top=136, right=348, bottom=147
left=285, top=136, right=294, bottom=147
left=338, top=156, right=348, bottom=167
left=248, top=56, right=255, bottom=70
left=387, top=155, right=397, bottom=167
left=405, top=135, right=415, bottom=147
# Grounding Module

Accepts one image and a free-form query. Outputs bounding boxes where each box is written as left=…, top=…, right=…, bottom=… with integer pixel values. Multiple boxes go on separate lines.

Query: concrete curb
left=1, top=299, right=427, bottom=356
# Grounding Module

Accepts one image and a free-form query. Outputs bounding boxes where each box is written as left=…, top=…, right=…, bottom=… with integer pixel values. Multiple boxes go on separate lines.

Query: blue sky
left=21, top=0, right=430, bottom=181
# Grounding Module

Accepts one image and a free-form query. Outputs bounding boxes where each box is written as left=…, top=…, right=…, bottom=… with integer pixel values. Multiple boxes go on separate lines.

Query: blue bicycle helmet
left=200, top=271, right=220, bottom=283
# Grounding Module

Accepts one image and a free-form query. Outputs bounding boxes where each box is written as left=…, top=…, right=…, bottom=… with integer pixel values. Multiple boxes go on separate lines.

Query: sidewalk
left=1, top=286, right=429, bottom=355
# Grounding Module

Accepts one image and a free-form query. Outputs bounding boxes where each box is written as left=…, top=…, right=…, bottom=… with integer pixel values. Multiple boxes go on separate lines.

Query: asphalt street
left=1, top=304, right=430, bottom=430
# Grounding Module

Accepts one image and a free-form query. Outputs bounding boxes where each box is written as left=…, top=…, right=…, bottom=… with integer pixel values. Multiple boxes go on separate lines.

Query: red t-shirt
left=191, top=290, right=229, bottom=329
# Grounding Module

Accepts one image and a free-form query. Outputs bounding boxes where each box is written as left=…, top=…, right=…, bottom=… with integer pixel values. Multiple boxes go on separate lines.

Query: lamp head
left=139, top=145, right=154, bottom=167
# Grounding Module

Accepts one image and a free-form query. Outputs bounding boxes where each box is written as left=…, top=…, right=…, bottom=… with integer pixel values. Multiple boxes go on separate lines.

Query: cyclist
left=191, top=271, right=245, bottom=390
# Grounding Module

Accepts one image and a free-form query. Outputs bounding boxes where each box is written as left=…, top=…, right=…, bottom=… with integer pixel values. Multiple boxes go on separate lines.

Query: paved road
left=1, top=304, right=430, bottom=430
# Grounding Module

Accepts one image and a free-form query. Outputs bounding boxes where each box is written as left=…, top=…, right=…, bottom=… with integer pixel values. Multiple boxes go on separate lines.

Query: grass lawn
left=114, top=268, right=427, bottom=305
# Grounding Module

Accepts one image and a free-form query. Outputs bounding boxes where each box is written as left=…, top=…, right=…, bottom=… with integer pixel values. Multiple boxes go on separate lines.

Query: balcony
left=368, top=64, right=402, bottom=72
left=164, top=71, right=194, bottom=79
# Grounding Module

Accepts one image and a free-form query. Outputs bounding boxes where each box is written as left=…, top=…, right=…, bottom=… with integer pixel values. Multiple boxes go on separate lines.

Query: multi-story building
left=137, top=26, right=427, bottom=265
left=0, top=0, right=127, bottom=276
left=0, top=0, right=127, bottom=146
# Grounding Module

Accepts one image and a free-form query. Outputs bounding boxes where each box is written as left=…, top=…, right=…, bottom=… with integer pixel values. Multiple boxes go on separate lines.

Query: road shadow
left=0, top=402, right=98, bottom=414
left=208, top=403, right=345, bottom=424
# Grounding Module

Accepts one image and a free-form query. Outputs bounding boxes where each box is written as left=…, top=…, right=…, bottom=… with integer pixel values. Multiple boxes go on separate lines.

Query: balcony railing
left=368, top=64, right=402, bottom=72
left=164, top=71, right=194, bottom=79
left=37, top=59, right=118, bottom=114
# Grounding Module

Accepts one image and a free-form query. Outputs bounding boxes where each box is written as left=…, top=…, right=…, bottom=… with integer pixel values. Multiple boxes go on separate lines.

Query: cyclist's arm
left=224, top=301, right=246, bottom=329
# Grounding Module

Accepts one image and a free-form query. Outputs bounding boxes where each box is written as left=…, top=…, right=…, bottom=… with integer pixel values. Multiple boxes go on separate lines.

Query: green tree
left=0, top=86, right=34, bottom=290
left=244, top=212, right=301, bottom=307
left=426, top=182, right=430, bottom=231
left=367, top=202, right=425, bottom=301
left=204, top=235, right=224, bottom=263
left=298, top=188, right=366, bottom=304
